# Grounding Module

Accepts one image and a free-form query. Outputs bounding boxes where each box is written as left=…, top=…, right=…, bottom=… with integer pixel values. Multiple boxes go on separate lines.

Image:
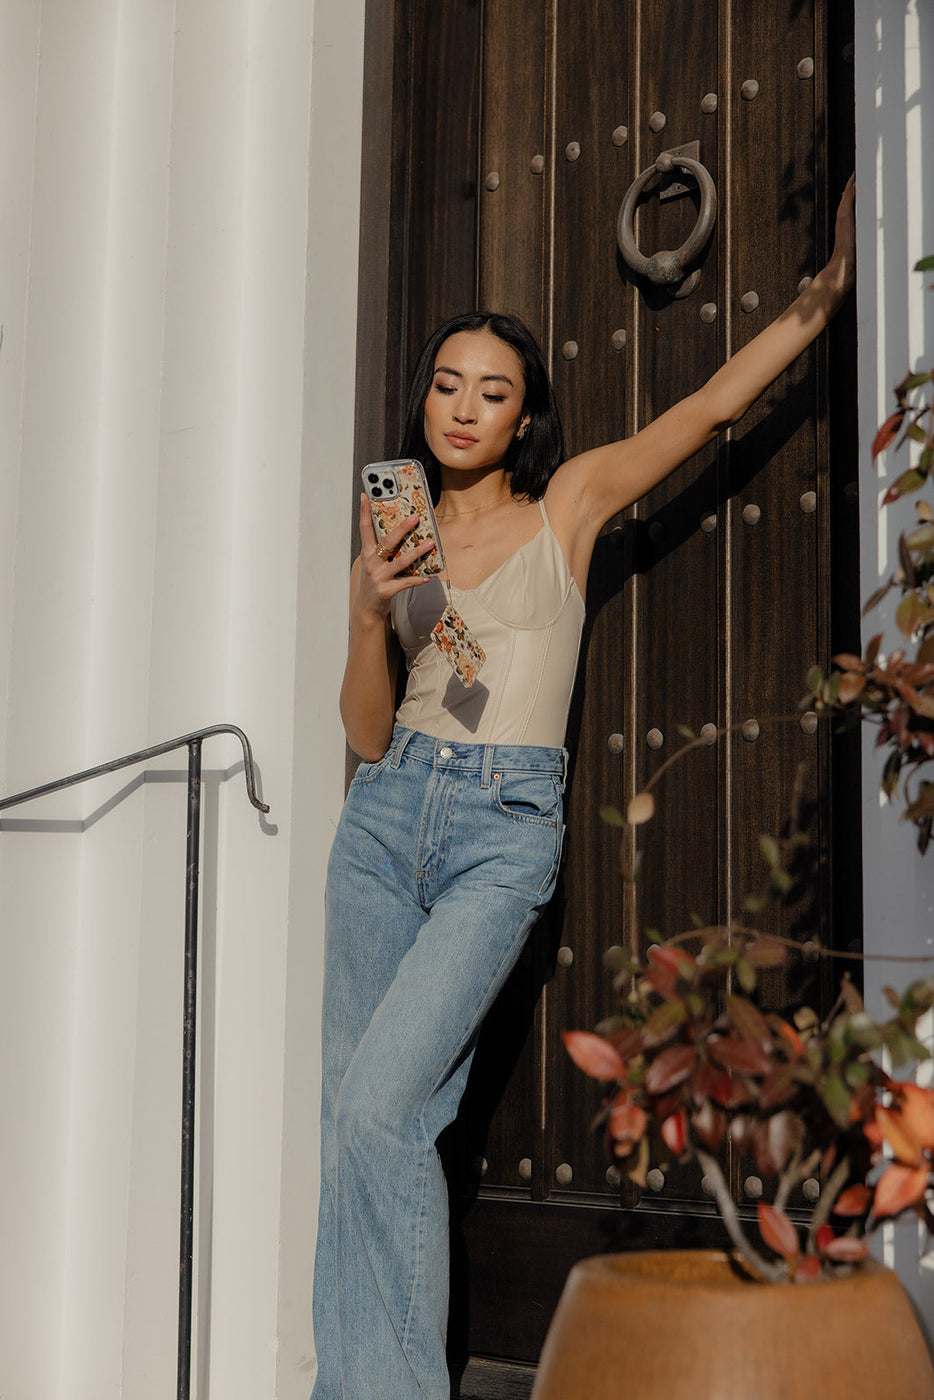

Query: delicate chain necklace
left=435, top=490, right=512, bottom=522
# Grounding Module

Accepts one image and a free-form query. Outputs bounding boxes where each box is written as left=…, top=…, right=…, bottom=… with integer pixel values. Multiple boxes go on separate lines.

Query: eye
left=433, top=382, right=456, bottom=395
left=483, top=394, right=506, bottom=403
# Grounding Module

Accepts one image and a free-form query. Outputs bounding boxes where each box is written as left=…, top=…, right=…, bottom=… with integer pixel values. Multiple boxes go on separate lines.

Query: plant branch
left=774, top=1147, right=821, bottom=1214
left=806, top=1155, right=852, bottom=1248
left=655, top=921, right=934, bottom=965
left=693, top=1146, right=786, bottom=1283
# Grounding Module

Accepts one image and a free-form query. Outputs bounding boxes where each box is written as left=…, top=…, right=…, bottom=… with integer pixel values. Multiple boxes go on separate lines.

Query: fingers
left=357, top=495, right=436, bottom=604
left=360, top=493, right=424, bottom=560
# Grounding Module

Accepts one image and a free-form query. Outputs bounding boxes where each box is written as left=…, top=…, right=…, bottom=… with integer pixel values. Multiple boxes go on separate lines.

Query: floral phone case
left=362, top=459, right=445, bottom=577
left=431, top=603, right=486, bottom=688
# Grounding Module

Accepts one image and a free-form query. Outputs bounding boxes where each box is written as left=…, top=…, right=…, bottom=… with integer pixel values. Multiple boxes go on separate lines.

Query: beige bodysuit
left=391, top=499, right=585, bottom=747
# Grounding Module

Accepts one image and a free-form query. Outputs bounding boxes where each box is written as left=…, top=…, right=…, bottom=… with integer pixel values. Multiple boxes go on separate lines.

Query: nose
left=452, top=392, right=477, bottom=424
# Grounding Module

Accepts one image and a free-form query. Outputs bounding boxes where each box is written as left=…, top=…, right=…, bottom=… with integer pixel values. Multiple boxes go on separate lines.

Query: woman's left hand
left=825, top=173, right=856, bottom=298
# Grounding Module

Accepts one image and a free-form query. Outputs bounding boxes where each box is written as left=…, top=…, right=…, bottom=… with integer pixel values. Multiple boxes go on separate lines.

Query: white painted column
left=855, top=0, right=934, bottom=1331
left=0, top=0, right=363, bottom=1396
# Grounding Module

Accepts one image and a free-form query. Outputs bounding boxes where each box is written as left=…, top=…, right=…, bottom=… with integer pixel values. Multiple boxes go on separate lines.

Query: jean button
left=439, top=745, right=453, bottom=759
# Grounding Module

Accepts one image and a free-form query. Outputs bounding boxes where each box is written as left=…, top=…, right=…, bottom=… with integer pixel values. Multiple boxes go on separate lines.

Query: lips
left=445, top=431, right=478, bottom=448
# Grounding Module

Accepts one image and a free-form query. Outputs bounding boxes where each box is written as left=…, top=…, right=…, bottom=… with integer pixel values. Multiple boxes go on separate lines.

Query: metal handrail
left=0, top=725, right=270, bottom=1400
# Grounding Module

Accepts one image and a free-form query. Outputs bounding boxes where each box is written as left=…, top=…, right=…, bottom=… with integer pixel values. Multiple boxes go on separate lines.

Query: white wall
left=0, top=2, right=363, bottom=1397
left=855, top=0, right=934, bottom=1330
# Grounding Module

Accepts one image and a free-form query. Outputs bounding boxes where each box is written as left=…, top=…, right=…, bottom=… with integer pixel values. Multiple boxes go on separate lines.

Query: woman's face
left=423, top=330, right=530, bottom=474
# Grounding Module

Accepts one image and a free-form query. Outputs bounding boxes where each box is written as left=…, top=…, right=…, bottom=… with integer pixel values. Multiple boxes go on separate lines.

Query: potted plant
left=531, top=260, right=934, bottom=1400
left=534, top=923, right=934, bottom=1398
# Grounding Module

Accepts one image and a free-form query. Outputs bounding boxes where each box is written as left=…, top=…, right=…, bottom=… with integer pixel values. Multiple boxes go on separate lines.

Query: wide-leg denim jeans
left=311, top=726, right=566, bottom=1400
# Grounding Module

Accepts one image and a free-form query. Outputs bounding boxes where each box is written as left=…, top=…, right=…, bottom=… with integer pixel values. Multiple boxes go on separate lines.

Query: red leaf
left=752, top=1111, right=800, bottom=1177
left=562, top=1030, right=626, bottom=1082
left=872, top=409, right=905, bottom=458
left=692, top=1058, right=752, bottom=1108
left=692, top=1099, right=725, bottom=1150
left=660, top=1107, right=688, bottom=1155
left=876, top=1105, right=923, bottom=1166
left=834, top=1184, right=872, bottom=1216
left=815, top=1224, right=835, bottom=1253
left=872, top=1162, right=929, bottom=1219
left=644, top=944, right=695, bottom=1001
left=838, top=671, right=866, bottom=704
left=758, top=1202, right=800, bottom=1260
left=821, top=1236, right=871, bottom=1263
left=775, top=1020, right=805, bottom=1057
left=794, top=1256, right=822, bottom=1283
left=708, top=1034, right=772, bottom=1075
left=758, top=1063, right=800, bottom=1110
left=645, top=1043, right=696, bottom=1095
left=725, top=995, right=772, bottom=1051
left=894, top=1083, right=934, bottom=1151
left=608, top=1100, right=648, bottom=1147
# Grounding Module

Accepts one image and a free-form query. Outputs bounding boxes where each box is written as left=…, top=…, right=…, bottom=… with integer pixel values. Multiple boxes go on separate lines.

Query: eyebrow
left=433, top=365, right=515, bottom=387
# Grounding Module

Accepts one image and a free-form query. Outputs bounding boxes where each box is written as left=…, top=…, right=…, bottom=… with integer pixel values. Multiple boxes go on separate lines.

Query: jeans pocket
left=349, top=750, right=393, bottom=786
left=491, top=771, right=561, bottom=827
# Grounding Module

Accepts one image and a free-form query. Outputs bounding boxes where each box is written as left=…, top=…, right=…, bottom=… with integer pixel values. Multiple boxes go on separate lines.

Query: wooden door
left=354, top=0, right=858, bottom=1387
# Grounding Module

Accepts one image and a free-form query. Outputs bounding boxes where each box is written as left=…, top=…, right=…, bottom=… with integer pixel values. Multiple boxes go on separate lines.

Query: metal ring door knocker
left=617, top=146, right=717, bottom=298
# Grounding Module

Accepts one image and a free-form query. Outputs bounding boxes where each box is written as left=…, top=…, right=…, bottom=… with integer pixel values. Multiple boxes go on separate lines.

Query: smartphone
left=362, top=459, right=445, bottom=577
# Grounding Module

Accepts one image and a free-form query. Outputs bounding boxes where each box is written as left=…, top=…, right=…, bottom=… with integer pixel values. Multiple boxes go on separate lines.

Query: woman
left=313, top=178, right=856, bottom=1400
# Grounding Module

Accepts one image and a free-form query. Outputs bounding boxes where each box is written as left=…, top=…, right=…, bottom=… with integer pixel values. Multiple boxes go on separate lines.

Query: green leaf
left=884, top=468, right=926, bottom=504
left=646, top=927, right=662, bottom=945
left=818, top=1073, right=853, bottom=1127
left=896, top=593, right=925, bottom=638
left=736, top=958, right=758, bottom=994
left=906, top=421, right=930, bottom=444
left=903, top=371, right=934, bottom=391
left=744, top=893, right=764, bottom=913
left=769, top=868, right=793, bottom=896
left=914, top=255, right=934, bottom=272
left=882, top=748, right=903, bottom=800
left=905, top=523, right=934, bottom=550
left=759, top=834, right=781, bottom=867
left=844, top=1060, right=872, bottom=1089
left=806, top=665, right=823, bottom=693
left=676, top=725, right=696, bottom=740
left=600, top=804, right=626, bottom=828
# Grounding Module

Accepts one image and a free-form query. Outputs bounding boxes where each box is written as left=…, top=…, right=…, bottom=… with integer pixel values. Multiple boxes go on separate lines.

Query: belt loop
left=561, top=748, right=569, bottom=790
left=391, top=727, right=414, bottom=769
left=481, top=744, right=495, bottom=789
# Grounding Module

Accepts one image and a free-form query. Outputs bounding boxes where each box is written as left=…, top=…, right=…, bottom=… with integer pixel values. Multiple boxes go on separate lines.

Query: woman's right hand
left=352, top=493, right=438, bottom=622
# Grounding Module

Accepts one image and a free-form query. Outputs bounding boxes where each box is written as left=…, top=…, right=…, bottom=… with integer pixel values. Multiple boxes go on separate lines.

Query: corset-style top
left=391, top=499, right=585, bottom=747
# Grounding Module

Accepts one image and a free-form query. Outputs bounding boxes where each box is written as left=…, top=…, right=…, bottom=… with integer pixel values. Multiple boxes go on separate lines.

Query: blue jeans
left=312, top=726, right=566, bottom=1400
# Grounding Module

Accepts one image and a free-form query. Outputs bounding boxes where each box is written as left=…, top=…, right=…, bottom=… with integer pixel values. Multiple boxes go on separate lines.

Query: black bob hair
left=399, top=311, right=565, bottom=502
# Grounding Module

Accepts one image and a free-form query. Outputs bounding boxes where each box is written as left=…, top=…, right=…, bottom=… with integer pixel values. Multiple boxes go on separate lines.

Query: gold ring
left=375, top=544, right=392, bottom=561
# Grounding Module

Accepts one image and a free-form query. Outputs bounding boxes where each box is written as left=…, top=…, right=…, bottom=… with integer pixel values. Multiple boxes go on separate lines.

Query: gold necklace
left=435, top=490, right=511, bottom=522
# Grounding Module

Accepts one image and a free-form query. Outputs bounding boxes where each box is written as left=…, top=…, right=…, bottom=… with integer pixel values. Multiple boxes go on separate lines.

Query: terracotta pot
left=531, top=1250, right=934, bottom=1400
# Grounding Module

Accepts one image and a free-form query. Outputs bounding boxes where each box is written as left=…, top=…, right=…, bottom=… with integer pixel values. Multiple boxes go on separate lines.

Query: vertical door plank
left=478, top=0, right=549, bottom=336
left=403, top=0, right=483, bottom=370
left=543, top=0, right=636, bottom=1206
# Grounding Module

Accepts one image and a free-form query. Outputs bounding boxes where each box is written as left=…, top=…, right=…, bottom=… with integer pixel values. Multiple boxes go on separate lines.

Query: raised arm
left=340, top=495, right=435, bottom=760
left=553, top=176, right=856, bottom=536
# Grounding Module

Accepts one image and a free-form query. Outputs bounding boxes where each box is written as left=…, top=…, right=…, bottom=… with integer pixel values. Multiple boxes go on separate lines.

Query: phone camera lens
left=371, top=487, right=382, bottom=498
left=366, top=472, right=378, bottom=484
left=382, top=478, right=394, bottom=491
